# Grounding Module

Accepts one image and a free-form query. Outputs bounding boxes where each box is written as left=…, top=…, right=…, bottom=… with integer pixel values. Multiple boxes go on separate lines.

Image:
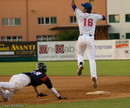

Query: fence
left=0, top=40, right=129, bottom=62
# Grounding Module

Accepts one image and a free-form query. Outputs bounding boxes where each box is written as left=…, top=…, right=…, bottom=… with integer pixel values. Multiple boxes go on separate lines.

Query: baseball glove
left=58, top=96, right=67, bottom=99
left=37, top=93, right=48, bottom=97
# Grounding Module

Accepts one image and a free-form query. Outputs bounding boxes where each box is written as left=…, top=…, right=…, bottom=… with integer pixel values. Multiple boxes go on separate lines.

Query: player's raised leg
left=77, top=37, right=86, bottom=75
left=77, top=61, right=84, bottom=76
left=0, top=88, right=14, bottom=101
left=0, top=82, right=15, bottom=92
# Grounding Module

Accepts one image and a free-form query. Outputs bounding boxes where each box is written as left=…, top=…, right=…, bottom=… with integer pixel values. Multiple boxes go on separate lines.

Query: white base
left=87, top=91, right=111, bottom=95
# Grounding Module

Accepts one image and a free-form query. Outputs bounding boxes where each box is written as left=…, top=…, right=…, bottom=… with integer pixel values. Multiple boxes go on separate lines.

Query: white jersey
left=75, top=8, right=103, bottom=35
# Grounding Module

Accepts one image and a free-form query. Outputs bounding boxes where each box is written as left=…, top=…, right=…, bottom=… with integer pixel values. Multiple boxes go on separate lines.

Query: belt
left=80, top=34, right=92, bottom=37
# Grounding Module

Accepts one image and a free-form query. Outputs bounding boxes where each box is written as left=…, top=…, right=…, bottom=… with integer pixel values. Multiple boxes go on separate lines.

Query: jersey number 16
left=84, top=18, right=93, bottom=26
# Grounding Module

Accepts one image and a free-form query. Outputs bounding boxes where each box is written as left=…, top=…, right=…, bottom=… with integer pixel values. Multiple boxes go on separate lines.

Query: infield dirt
left=0, top=76, right=130, bottom=104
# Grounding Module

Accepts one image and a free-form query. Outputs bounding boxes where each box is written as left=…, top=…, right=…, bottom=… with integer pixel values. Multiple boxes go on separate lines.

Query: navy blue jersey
left=23, top=70, right=53, bottom=89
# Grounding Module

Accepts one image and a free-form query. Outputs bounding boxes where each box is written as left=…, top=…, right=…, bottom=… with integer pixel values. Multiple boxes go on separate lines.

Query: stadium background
left=0, top=0, right=130, bottom=107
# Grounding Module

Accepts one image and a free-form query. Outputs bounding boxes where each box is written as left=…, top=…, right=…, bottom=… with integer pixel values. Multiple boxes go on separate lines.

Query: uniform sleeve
left=102, top=15, right=106, bottom=20
left=75, top=8, right=83, bottom=19
left=72, top=5, right=77, bottom=11
left=95, top=14, right=106, bottom=22
left=44, top=77, right=53, bottom=89
left=72, top=4, right=84, bottom=20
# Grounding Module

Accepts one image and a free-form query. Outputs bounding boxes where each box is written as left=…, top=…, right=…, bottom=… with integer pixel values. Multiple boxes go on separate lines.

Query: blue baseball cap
left=81, top=2, right=92, bottom=11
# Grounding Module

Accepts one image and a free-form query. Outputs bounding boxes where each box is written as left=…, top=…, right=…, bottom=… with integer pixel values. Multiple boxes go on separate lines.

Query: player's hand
left=58, top=96, right=67, bottom=99
left=37, top=93, right=48, bottom=97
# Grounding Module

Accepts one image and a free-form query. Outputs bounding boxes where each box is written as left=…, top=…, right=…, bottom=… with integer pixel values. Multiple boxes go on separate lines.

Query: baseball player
left=0, top=62, right=67, bottom=101
left=71, top=0, right=106, bottom=89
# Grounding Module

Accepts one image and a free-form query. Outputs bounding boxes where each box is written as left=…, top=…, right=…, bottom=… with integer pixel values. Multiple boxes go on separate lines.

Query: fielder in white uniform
left=71, top=0, right=106, bottom=89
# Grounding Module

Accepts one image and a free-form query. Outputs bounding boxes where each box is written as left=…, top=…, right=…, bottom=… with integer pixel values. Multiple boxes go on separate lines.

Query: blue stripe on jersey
left=72, top=5, right=77, bottom=11
left=102, top=15, right=106, bottom=20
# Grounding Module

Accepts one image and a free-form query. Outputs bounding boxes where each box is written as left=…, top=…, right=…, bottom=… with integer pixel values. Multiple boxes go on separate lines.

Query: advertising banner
left=38, top=40, right=130, bottom=61
left=0, top=42, right=37, bottom=58
left=115, top=40, right=129, bottom=59
left=95, top=40, right=115, bottom=60
left=83, top=40, right=115, bottom=60
left=38, top=41, right=76, bottom=61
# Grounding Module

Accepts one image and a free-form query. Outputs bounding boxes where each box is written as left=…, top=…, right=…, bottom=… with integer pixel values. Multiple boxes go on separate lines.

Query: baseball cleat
left=77, top=65, right=84, bottom=76
left=92, top=77, right=98, bottom=89
left=0, top=87, right=7, bottom=102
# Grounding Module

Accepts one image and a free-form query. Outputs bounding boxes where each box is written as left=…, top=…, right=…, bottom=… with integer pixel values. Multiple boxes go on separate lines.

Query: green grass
left=0, top=60, right=130, bottom=76
left=0, top=60, right=130, bottom=108
left=96, top=60, right=130, bottom=76
left=25, top=97, right=130, bottom=108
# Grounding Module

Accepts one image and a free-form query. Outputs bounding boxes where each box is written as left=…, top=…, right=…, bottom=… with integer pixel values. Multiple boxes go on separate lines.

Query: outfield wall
left=38, top=41, right=76, bottom=61
left=84, top=40, right=129, bottom=60
left=0, top=40, right=129, bottom=62
left=38, top=40, right=130, bottom=61
left=0, top=42, right=37, bottom=62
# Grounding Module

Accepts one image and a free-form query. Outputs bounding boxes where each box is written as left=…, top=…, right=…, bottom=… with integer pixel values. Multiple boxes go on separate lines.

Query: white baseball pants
left=0, top=74, right=30, bottom=101
left=77, top=34, right=97, bottom=79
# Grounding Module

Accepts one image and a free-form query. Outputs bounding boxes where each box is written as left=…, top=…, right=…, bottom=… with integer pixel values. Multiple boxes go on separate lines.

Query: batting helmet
left=37, top=62, right=47, bottom=72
